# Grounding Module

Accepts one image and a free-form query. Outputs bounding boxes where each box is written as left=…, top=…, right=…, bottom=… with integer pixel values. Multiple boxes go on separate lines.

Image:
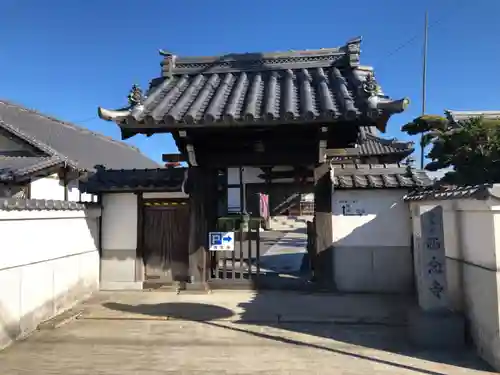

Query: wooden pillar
left=313, top=162, right=334, bottom=286
left=187, top=167, right=218, bottom=283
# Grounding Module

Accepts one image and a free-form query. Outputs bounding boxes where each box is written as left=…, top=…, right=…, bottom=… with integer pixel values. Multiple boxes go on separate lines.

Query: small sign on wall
left=209, top=232, right=235, bottom=251
left=336, top=199, right=366, bottom=216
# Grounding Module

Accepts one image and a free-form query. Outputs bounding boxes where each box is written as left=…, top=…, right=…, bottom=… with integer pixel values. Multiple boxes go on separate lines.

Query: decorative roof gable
left=98, top=37, right=409, bottom=137
left=0, top=100, right=161, bottom=175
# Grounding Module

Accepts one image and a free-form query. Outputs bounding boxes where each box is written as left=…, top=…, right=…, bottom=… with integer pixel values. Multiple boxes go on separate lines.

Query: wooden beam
left=313, top=162, right=334, bottom=287
left=179, top=131, right=198, bottom=167
left=187, top=167, right=218, bottom=283
left=318, top=127, right=328, bottom=163
left=197, top=150, right=316, bottom=168
left=186, top=144, right=198, bottom=166
left=162, top=153, right=186, bottom=162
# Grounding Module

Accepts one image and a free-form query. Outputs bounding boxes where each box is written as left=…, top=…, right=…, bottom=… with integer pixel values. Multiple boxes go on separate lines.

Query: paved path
left=259, top=230, right=307, bottom=274
left=0, top=291, right=494, bottom=374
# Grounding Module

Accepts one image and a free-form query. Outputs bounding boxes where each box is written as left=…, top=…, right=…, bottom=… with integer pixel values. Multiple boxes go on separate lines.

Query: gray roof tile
left=0, top=198, right=94, bottom=211
left=0, top=100, right=161, bottom=171
left=404, top=184, right=500, bottom=201
left=0, top=156, right=65, bottom=181
left=445, top=110, right=500, bottom=124
left=98, top=38, right=409, bottom=131
left=83, top=166, right=187, bottom=193
left=332, top=163, right=431, bottom=189
left=358, top=131, right=414, bottom=156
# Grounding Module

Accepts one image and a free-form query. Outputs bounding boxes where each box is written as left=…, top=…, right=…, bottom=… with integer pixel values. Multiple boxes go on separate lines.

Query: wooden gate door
left=142, top=200, right=190, bottom=282
left=208, top=223, right=261, bottom=286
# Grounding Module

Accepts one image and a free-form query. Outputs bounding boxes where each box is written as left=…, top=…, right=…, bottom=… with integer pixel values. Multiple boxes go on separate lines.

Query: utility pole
left=420, top=11, right=429, bottom=169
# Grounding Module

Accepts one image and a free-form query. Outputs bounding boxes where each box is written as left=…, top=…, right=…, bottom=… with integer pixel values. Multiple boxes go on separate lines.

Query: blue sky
left=0, top=0, right=498, bottom=164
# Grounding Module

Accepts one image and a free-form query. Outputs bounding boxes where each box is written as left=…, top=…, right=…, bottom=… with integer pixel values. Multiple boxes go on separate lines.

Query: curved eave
left=102, top=96, right=410, bottom=139
left=375, top=97, right=410, bottom=133
left=97, top=107, right=132, bottom=122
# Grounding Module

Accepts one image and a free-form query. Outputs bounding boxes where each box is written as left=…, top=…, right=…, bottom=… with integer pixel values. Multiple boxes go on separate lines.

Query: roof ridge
left=364, top=133, right=414, bottom=149
left=165, top=36, right=362, bottom=62
left=0, top=155, right=52, bottom=160
left=0, top=99, right=146, bottom=155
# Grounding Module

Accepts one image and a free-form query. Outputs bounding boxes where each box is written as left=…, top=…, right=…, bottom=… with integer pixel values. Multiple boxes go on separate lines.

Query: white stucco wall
left=30, top=175, right=65, bottom=200
left=332, top=189, right=413, bottom=293
left=99, top=191, right=189, bottom=290
left=0, top=206, right=101, bottom=350
left=410, top=197, right=500, bottom=370
left=30, top=176, right=96, bottom=202
left=100, top=193, right=140, bottom=290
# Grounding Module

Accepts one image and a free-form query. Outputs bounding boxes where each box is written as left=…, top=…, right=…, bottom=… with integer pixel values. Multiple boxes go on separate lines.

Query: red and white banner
left=259, top=193, right=269, bottom=220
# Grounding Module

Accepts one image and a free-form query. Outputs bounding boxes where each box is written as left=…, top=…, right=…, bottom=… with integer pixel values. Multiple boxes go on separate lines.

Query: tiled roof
left=0, top=100, right=161, bottom=172
left=403, top=184, right=500, bottom=201
left=83, top=166, right=188, bottom=193
left=445, top=110, right=500, bottom=124
left=357, top=126, right=413, bottom=156
left=0, top=198, right=90, bottom=211
left=0, top=156, right=65, bottom=182
left=332, top=163, right=431, bottom=189
left=98, top=38, right=409, bottom=135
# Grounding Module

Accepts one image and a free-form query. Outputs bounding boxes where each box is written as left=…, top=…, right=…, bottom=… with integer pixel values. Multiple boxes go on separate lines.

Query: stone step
left=269, top=215, right=313, bottom=231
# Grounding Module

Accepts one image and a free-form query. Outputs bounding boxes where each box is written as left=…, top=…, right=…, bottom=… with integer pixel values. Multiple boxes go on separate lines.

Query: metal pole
left=420, top=11, right=429, bottom=169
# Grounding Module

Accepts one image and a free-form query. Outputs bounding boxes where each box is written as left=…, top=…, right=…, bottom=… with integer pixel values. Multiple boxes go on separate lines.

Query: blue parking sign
left=209, top=231, right=234, bottom=251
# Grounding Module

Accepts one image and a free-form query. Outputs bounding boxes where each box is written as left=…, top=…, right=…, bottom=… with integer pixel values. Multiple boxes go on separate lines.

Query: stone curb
left=77, top=313, right=406, bottom=326
left=38, top=310, right=84, bottom=330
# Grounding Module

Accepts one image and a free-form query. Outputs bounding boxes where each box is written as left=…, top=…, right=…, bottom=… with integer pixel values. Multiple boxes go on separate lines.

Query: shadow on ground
left=103, top=294, right=494, bottom=375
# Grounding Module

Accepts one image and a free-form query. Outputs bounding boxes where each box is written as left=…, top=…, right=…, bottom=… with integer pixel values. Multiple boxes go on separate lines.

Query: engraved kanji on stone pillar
left=419, top=205, right=448, bottom=311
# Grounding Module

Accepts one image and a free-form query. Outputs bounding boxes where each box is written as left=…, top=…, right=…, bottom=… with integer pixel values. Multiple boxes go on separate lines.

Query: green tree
left=401, top=115, right=500, bottom=185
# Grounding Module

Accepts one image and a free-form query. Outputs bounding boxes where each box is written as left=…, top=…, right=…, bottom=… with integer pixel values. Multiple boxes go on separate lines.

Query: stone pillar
left=409, top=204, right=465, bottom=348
left=418, top=205, right=449, bottom=311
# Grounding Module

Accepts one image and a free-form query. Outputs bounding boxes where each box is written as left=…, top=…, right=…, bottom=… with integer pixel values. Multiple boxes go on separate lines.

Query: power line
left=374, top=3, right=463, bottom=68
left=71, top=115, right=98, bottom=124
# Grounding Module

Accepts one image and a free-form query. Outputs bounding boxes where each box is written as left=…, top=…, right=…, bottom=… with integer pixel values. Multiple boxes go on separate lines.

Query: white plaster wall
left=457, top=200, right=500, bottom=369
left=101, top=193, right=137, bottom=250
left=0, top=207, right=101, bottom=350
left=100, top=193, right=140, bottom=290
left=31, top=178, right=97, bottom=202
left=30, top=175, right=65, bottom=200
left=410, top=197, right=500, bottom=370
left=332, top=190, right=413, bottom=293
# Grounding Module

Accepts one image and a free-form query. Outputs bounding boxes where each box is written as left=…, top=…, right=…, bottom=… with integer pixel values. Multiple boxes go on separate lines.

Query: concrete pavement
left=259, top=230, right=307, bottom=274
left=0, top=290, right=494, bottom=374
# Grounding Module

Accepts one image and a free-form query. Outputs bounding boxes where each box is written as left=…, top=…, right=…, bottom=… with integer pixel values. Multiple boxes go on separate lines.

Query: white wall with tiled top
left=29, top=176, right=97, bottom=202
left=331, top=189, right=413, bottom=293
left=100, top=193, right=141, bottom=290
left=0, top=206, right=101, bottom=351
left=30, top=174, right=65, bottom=200
left=99, top=191, right=189, bottom=290
left=409, top=195, right=500, bottom=370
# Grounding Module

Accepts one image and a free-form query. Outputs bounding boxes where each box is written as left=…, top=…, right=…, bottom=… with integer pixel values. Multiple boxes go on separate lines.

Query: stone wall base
left=408, top=310, right=466, bottom=349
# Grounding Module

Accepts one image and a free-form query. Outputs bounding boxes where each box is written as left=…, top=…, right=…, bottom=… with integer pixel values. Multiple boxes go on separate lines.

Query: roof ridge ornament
left=159, top=49, right=177, bottom=77
left=346, top=36, right=362, bottom=67
left=362, top=73, right=379, bottom=96
left=127, top=84, right=144, bottom=107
